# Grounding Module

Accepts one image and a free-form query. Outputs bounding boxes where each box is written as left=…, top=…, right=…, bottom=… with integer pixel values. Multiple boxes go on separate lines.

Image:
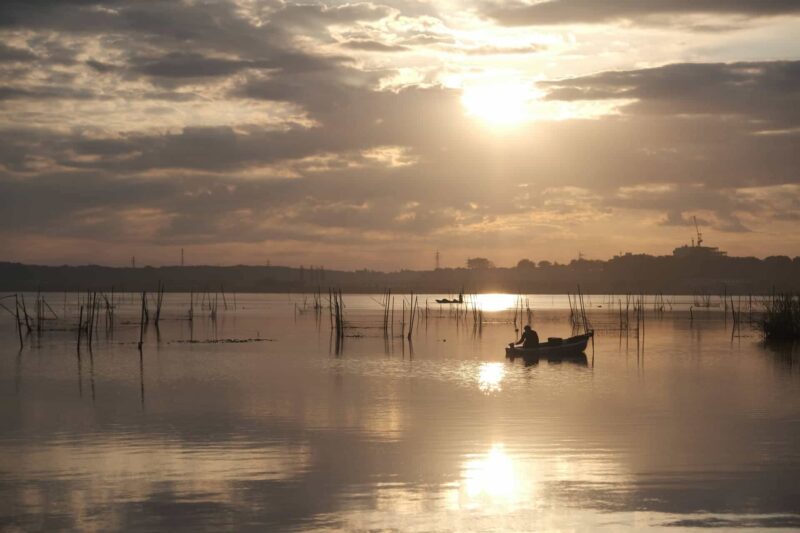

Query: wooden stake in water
left=15, top=294, right=24, bottom=349
left=407, top=292, right=416, bottom=341
left=154, top=281, right=165, bottom=326
left=20, top=296, right=32, bottom=333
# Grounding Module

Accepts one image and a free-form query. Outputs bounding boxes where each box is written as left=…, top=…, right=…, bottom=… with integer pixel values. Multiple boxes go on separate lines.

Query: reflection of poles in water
left=189, top=308, right=194, bottom=342
left=88, top=347, right=96, bottom=404
left=77, top=304, right=84, bottom=353
left=212, top=307, right=219, bottom=340
left=220, top=284, right=229, bottom=310
left=331, top=322, right=344, bottom=356
left=86, top=292, right=94, bottom=349
left=15, top=350, right=23, bottom=397
left=189, top=289, right=194, bottom=322
left=109, top=287, right=115, bottom=335
left=730, top=295, right=742, bottom=340
left=137, top=291, right=146, bottom=351
left=635, top=295, right=644, bottom=368
left=329, top=289, right=345, bottom=352
left=637, top=329, right=645, bottom=371
left=154, top=281, right=165, bottom=326
left=139, top=349, right=145, bottom=409
left=76, top=348, right=83, bottom=398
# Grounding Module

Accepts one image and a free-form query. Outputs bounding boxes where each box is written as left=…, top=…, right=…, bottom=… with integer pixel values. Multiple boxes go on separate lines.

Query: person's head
left=524, top=325, right=531, bottom=331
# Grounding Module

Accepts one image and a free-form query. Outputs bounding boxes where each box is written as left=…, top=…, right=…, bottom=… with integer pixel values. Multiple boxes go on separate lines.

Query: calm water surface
left=1, top=293, right=799, bottom=531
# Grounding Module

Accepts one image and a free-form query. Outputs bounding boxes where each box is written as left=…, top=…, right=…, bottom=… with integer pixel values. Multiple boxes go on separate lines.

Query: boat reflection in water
left=511, top=352, right=589, bottom=367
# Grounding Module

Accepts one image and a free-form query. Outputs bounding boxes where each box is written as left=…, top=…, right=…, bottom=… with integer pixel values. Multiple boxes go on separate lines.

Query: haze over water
left=1, top=293, right=798, bottom=531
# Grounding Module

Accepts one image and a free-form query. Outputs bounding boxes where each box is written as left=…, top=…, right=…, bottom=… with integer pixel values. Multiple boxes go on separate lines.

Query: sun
left=461, top=82, right=532, bottom=126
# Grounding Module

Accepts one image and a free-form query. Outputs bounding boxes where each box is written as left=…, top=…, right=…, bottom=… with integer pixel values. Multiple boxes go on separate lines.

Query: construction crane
left=693, top=216, right=703, bottom=247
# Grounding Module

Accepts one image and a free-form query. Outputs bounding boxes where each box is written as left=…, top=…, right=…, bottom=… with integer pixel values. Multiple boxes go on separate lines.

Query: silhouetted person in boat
left=511, top=325, right=539, bottom=348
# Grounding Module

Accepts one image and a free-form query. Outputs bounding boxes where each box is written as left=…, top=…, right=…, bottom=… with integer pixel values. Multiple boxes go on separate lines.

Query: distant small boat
left=505, top=331, right=593, bottom=360
left=436, top=295, right=464, bottom=304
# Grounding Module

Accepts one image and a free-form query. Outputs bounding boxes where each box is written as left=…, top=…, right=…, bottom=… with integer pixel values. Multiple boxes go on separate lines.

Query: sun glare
left=461, top=83, right=532, bottom=126
left=473, top=293, right=516, bottom=312
left=462, top=444, right=518, bottom=504
left=478, top=362, right=505, bottom=393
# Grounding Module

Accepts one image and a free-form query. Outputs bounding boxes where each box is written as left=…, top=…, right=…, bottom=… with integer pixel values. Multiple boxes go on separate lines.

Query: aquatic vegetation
left=761, top=294, right=800, bottom=340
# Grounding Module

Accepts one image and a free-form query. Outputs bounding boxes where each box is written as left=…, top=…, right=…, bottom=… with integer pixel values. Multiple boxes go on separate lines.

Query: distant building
left=672, top=233, right=727, bottom=258
left=673, top=216, right=727, bottom=258
left=672, top=243, right=727, bottom=258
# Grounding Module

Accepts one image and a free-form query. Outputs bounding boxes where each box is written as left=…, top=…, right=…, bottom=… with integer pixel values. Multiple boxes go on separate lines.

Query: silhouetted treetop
left=467, top=257, right=494, bottom=269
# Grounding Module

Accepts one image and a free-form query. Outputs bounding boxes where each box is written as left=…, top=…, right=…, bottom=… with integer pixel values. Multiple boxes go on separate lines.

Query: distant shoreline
left=2, top=254, right=797, bottom=294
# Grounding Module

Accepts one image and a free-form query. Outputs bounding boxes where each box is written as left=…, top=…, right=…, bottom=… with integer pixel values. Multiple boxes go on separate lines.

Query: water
left=1, top=293, right=799, bottom=531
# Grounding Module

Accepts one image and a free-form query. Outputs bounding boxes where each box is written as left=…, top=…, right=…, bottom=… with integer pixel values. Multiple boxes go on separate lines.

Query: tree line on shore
left=1, top=252, right=798, bottom=294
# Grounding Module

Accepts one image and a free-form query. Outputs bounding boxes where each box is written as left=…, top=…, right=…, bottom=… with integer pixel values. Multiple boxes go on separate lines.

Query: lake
left=1, top=293, right=799, bottom=531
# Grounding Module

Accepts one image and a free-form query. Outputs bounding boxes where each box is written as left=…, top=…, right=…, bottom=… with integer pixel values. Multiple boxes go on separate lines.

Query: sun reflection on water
left=473, top=293, right=517, bottom=312
left=478, top=362, right=505, bottom=393
left=460, top=444, right=523, bottom=508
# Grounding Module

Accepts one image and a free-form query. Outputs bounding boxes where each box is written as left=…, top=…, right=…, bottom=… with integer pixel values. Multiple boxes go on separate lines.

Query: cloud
left=0, top=42, right=36, bottom=62
left=0, top=85, right=97, bottom=100
left=129, top=53, right=267, bottom=79
left=460, top=43, right=546, bottom=55
left=268, top=2, right=394, bottom=31
left=541, top=61, right=800, bottom=126
left=0, top=1, right=798, bottom=265
left=485, top=0, right=800, bottom=28
left=340, top=39, right=410, bottom=52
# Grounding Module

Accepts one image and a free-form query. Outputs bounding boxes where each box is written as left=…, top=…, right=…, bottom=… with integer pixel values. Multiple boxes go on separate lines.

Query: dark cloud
left=268, top=2, right=394, bottom=30
left=485, top=0, right=800, bottom=27
left=0, top=85, right=97, bottom=100
left=541, top=61, right=800, bottom=128
left=0, top=42, right=36, bottom=62
left=85, top=59, right=118, bottom=73
left=130, top=53, right=266, bottom=79
left=340, top=39, right=409, bottom=52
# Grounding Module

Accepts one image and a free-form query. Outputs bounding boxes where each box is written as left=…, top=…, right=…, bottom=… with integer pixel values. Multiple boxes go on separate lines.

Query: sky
left=1, top=0, right=799, bottom=270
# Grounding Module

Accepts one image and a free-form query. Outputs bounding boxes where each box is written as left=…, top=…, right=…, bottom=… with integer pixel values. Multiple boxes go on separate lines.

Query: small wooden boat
left=505, top=331, right=593, bottom=360
left=436, top=295, right=464, bottom=304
